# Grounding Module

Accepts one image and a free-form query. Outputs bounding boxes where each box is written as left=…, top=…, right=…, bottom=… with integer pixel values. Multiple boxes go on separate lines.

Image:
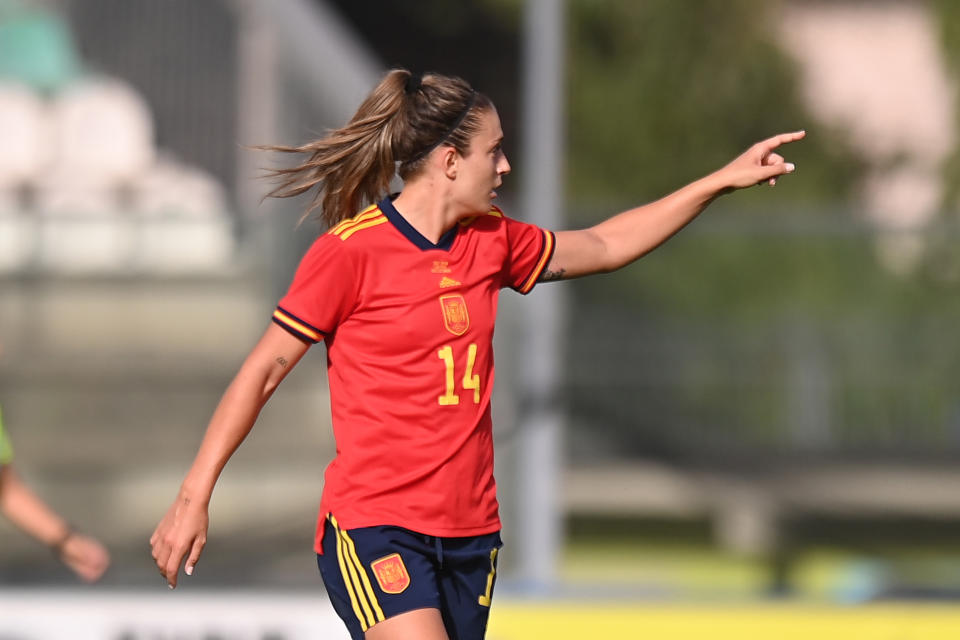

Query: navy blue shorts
left=317, top=514, right=503, bottom=640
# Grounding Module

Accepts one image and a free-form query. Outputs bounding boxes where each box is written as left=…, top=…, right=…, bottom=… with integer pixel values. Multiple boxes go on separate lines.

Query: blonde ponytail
left=261, top=68, right=491, bottom=227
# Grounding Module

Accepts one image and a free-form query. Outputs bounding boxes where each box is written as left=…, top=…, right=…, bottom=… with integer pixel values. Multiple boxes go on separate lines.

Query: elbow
left=597, top=254, right=622, bottom=274
left=579, top=230, right=622, bottom=276
left=231, top=360, right=287, bottom=408
left=260, top=370, right=285, bottom=402
left=594, top=246, right=629, bottom=275
left=602, top=240, right=655, bottom=274
left=259, top=354, right=298, bottom=400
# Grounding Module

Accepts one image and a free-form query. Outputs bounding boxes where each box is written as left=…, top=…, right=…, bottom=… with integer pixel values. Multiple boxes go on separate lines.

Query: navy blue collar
left=378, top=195, right=457, bottom=251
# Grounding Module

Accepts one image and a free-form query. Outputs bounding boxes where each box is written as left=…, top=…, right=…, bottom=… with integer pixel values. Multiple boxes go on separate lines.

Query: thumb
left=759, top=161, right=795, bottom=181
left=185, top=536, right=205, bottom=576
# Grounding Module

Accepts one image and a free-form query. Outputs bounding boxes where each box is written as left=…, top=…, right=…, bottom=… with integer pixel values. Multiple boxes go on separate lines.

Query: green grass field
left=559, top=516, right=960, bottom=601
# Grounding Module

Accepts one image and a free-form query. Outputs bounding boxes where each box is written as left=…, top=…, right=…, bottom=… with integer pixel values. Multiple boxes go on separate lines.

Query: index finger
left=758, top=130, right=806, bottom=153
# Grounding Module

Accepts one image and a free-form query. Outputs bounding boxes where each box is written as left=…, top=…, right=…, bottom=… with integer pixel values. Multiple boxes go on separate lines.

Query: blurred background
left=3, top=0, right=960, bottom=637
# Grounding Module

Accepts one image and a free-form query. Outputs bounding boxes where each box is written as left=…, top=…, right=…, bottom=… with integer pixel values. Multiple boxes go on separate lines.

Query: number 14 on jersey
left=437, top=343, right=480, bottom=405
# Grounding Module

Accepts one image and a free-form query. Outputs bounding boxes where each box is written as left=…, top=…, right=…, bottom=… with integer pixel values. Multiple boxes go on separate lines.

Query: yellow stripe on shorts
left=330, top=515, right=385, bottom=630
left=334, top=523, right=371, bottom=630
left=340, top=530, right=386, bottom=623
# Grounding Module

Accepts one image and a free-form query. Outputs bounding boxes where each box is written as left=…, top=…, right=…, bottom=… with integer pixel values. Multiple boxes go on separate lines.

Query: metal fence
left=564, top=215, right=960, bottom=465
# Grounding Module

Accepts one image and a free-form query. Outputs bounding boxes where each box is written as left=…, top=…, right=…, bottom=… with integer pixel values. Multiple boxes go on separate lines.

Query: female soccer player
left=0, top=407, right=110, bottom=583
left=151, top=69, right=803, bottom=639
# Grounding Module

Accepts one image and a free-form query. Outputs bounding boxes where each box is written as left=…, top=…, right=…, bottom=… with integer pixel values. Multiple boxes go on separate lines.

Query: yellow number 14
left=437, top=343, right=480, bottom=405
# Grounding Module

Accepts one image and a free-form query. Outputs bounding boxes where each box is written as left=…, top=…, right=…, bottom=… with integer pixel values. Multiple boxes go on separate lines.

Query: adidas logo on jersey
left=439, top=276, right=462, bottom=288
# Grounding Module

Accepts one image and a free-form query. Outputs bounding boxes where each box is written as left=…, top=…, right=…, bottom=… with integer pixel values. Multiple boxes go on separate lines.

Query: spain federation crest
left=371, top=553, right=410, bottom=594
left=439, top=294, right=470, bottom=336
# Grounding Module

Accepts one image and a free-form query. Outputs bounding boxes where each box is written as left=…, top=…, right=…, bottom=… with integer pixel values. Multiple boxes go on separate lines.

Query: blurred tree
left=932, top=0, right=960, bottom=212
left=554, top=1, right=957, bottom=461
left=565, top=0, right=864, bottom=219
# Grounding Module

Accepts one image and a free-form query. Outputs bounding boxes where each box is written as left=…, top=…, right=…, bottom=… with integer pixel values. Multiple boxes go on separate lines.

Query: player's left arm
left=541, top=130, right=805, bottom=281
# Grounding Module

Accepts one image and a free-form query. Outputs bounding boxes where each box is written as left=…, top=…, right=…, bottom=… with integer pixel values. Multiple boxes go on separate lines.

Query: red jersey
left=272, top=197, right=555, bottom=552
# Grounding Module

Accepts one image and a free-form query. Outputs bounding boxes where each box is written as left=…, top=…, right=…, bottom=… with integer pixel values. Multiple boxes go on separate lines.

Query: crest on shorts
left=439, top=294, right=470, bottom=336
left=371, top=553, right=410, bottom=594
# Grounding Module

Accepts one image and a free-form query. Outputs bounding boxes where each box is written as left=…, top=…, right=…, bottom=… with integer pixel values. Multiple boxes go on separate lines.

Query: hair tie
left=405, top=72, right=423, bottom=95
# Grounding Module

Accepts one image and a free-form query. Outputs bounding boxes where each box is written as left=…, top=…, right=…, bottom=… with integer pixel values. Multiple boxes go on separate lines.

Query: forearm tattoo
left=276, top=356, right=289, bottom=367
left=539, top=267, right=567, bottom=282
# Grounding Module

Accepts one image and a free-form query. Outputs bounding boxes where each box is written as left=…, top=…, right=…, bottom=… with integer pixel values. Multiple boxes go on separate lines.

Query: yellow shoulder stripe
left=459, top=207, right=504, bottom=228
left=338, top=216, right=387, bottom=241
left=329, top=204, right=380, bottom=236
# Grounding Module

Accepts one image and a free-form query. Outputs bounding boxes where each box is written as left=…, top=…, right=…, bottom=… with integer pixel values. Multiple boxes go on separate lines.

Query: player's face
left=454, top=107, right=510, bottom=215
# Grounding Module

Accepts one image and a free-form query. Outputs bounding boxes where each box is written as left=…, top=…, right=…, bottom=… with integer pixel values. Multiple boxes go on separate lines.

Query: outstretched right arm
left=150, top=323, right=310, bottom=588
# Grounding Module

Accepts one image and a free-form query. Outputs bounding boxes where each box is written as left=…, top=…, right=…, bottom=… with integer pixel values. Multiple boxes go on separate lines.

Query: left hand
left=719, top=130, right=806, bottom=190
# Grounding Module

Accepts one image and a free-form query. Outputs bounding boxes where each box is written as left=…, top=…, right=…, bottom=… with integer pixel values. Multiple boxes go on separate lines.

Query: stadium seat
left=33, top=176, right=117, bottom=217
left=49, top=76, right=154, bottom=187
left=132, top=157, right=229, bottom=219
left=130, top=157, right=235, bottom=273
left=2, top=67, right=236, bottom=275
left=0, top=201, right=34, bottom=272
left=34, top=171, right=130, bottom=274
left=133, top=214, right=234, bottom=274
left=0, top=82, right=50, bottom=188
left=29, top=77, right=153, bottom=274
left=36, top=211, right=133, bottom=274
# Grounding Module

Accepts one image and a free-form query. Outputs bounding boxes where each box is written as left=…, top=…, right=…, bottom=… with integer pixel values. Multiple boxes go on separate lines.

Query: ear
left=440, top=145, right=459, bottom=180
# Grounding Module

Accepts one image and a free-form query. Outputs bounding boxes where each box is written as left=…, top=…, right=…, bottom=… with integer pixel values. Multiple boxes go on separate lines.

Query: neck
left=391, top=180, right=461, bottom=244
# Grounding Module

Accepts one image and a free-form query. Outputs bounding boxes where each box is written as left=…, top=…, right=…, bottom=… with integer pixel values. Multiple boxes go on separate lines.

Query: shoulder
left=460, top=205, right=546, bottom=240
left=459, top=205, right=508, bottom=232
left=326, top=204, right=390, bottom=244
left=301, top=204, right=388, bottom=260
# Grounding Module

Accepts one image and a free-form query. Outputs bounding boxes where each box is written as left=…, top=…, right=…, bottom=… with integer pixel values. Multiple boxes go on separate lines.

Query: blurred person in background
left=151, top=68, right=803, bottom=640
left=0, top=406, right=110, bottom=583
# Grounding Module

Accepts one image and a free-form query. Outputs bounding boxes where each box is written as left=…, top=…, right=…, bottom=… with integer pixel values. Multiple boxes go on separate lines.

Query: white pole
left=516, top=0, right=566, bottom=591
left=233, top=0, right=280, bottom=223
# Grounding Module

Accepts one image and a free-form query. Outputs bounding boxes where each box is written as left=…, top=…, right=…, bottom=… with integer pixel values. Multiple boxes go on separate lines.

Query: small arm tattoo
left=539, top=267, right=567, bottom=282
left=276, top=356, right=289, bottom=367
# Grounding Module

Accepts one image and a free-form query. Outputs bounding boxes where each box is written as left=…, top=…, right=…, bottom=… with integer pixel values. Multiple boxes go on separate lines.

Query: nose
left=497, top=152, right=511, bottom=176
